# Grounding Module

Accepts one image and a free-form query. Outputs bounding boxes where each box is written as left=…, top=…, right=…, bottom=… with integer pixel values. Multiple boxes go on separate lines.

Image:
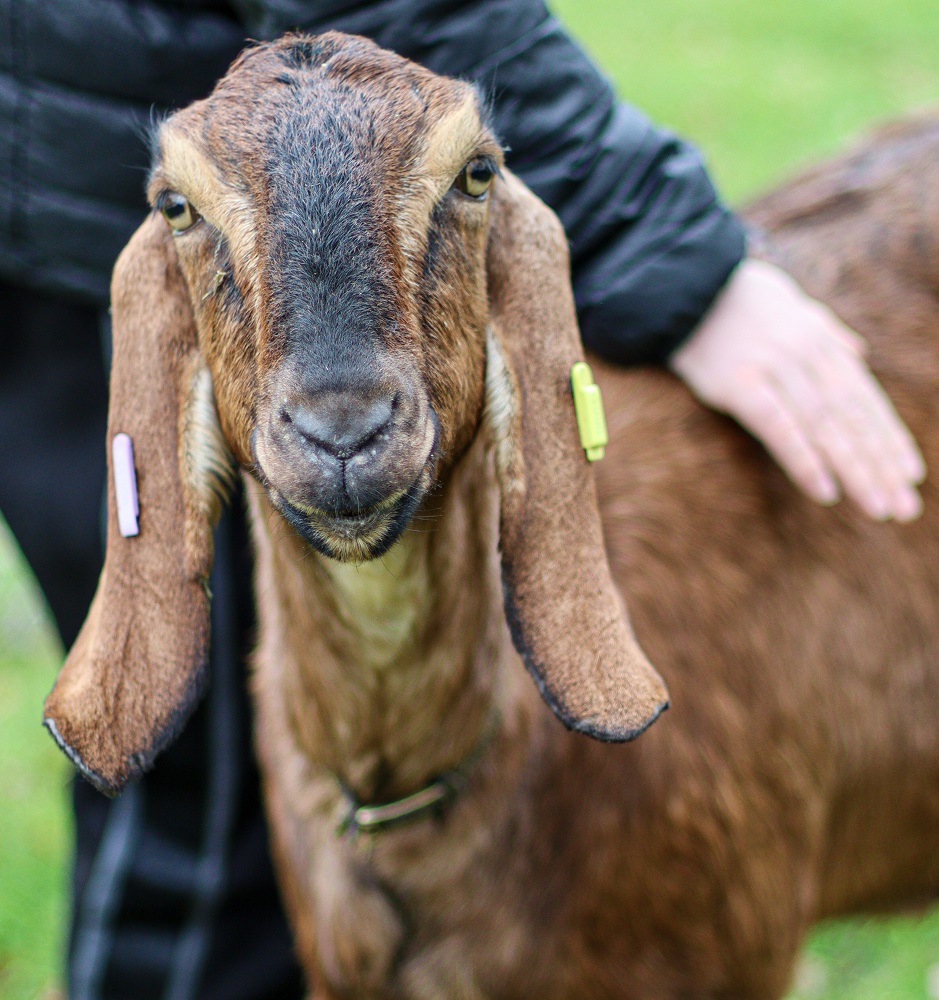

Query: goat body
left=45, top=35, right=939, bottom=1000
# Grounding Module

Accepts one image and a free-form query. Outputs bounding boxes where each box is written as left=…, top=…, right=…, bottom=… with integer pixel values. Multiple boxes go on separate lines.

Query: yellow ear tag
left=570, top=362, right=608, bottom=462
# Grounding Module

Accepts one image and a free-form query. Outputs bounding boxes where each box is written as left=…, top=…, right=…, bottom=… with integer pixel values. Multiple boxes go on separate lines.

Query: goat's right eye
left=454, top=157, right=496, bottom=200
left=160, top=193, right=198, bottom=233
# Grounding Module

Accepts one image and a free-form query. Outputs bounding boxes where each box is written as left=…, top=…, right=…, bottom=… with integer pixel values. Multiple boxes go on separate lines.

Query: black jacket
left=0, top=0, right=745, bottom=362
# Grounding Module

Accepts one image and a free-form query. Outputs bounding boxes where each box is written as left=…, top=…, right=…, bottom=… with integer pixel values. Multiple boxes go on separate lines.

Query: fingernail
left=893, top=488, right=923, bottom=523
left=814, top=475, right=840, bottom=505
left=866, top=489, right=891, bottom=520
left=907, top=455, right=927, bottom=484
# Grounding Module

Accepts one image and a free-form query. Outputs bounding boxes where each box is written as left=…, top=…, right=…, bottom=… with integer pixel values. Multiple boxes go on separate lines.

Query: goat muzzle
left=253, top=378, right=438, bottom=561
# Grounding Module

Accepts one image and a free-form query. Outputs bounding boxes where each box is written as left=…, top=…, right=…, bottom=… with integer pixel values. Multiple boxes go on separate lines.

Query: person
left=0, top=1, right=924, bottom=997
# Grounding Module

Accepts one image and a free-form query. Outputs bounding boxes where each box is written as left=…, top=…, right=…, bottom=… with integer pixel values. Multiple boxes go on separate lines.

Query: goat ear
left=44, top=214, right=233, bottom=796
left=485, top=171, right=669, bottom=741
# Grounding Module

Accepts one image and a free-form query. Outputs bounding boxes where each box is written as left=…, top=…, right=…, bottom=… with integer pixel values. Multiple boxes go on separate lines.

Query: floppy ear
left=44, top=214, right=234, bottom=796
left=485, top=171, right=669, bottom=741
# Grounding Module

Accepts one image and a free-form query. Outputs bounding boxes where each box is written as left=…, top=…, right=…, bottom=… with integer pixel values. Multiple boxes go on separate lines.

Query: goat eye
left=454, top=158, right=495, bottom=200
left=160, top=193, right=198, bottom=232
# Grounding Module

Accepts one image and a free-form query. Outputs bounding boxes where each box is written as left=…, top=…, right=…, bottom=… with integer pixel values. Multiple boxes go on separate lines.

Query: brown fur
left=47, top=35, right=939, bottom=998
left=44, top=218, right=215, bottom=793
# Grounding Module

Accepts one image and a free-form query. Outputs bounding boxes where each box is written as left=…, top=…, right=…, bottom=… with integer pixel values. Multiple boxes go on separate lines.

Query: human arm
left=233, top=0, right=924, bottom=519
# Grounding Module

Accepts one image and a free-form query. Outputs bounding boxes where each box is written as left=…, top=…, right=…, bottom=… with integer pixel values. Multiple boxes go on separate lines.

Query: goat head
left=44, top=33, right=668, bottom=795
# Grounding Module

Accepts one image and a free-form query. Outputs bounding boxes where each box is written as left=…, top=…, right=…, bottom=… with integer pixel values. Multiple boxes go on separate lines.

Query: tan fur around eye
left=392, top=94, right=499, bottom=280
left=154, top=127, right=258, bottom=274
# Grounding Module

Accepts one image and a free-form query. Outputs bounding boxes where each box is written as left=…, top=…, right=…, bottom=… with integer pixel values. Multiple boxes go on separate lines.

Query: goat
left=44, top=32, right=939, bottom=1000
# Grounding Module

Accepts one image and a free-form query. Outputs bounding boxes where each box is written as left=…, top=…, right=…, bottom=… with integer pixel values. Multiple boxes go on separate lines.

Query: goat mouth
left=273, top=476, right=429, bottom=562
left=252, top=414, right=439, bottom=562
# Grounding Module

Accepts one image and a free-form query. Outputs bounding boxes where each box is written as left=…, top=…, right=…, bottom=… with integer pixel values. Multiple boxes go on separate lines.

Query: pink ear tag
left=112, top=433, right=140, bottom=537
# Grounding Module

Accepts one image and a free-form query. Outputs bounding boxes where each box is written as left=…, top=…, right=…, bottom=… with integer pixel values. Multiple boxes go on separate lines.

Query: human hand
left=669, top=258, right=925, bottom=521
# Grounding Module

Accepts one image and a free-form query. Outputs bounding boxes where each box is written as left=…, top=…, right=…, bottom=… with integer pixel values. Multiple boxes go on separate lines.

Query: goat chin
left=45, top=32, right=939, bottom=999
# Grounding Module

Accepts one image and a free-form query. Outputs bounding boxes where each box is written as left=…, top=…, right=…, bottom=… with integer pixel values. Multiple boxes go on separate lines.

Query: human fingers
left=771, top=356, right=900, bottom=520
left=817, top=334, right=926, bottom=484
left=727, top=374, right=839, bottom=505
left=809, top=343, right=925, bottom=520
left=782, top=302, right=925, bottom=518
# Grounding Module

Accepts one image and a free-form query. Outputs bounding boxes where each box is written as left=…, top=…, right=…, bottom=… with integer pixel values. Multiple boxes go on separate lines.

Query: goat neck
left=248, top=433, right=523, bottom=806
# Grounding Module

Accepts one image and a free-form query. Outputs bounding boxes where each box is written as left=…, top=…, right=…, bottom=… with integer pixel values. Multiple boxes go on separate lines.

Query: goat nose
left=280, top=392, right=396, bottom=460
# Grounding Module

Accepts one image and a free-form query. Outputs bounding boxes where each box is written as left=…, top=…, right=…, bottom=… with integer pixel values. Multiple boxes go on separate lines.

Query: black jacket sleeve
left=0, top=0, right=246, bottom=305
left=231, top=0, right=747, bottom=362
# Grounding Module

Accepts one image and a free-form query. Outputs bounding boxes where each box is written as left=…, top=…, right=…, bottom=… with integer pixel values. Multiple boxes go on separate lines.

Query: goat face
left=43, top=32, right=669, bottom=796
left=148, top=33, right=501, bottom=561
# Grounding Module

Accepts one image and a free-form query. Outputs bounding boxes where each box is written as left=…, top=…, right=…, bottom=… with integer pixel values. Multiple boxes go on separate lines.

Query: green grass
left=2, top=2, right=938, bottom=997
left=553, top=0, right=939, bottom=202
left=796, top=914, right=939, bottom=1000
left=0, top=525, right=68, bottom=1000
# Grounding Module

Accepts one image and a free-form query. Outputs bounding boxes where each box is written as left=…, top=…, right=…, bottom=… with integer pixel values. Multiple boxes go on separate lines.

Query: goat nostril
left=278, top=392, right=398, bottom=460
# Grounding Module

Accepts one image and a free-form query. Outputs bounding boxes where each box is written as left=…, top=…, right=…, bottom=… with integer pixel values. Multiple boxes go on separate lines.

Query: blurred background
left=1, top=0, right=938, bottom=997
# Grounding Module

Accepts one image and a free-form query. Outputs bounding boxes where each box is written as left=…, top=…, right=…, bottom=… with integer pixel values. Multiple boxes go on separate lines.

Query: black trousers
left=0, top=281, right=304, bottom=1000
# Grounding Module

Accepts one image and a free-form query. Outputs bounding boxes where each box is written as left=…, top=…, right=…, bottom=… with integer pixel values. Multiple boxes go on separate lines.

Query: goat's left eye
left=454, top=158, right=495, bottom=200
left=160, top=193, right=199, bottom=233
